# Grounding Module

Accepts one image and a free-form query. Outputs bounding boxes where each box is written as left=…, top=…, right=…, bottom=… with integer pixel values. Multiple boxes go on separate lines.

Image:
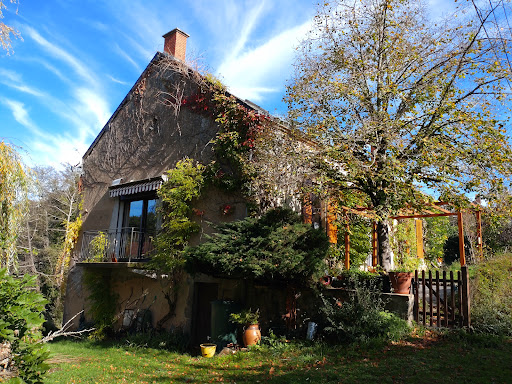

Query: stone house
left=63, top=28, right=324, bottom=343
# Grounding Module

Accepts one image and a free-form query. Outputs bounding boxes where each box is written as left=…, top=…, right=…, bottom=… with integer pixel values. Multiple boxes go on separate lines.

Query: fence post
left=461, top=265, right=471, bottom=327
left=414, top=270, right=419, bottom=323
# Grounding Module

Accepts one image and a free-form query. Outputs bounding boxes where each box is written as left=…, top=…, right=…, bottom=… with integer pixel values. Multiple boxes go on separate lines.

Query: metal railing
left=78, top=228, right=155, bottom=262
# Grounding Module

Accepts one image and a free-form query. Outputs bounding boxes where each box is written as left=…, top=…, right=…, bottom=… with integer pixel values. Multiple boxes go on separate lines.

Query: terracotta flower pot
left=243, top=324, right=261, bottom=346
left=320, top=276, right=332, bottom=286
left=388, top=272, right=413, bottom=294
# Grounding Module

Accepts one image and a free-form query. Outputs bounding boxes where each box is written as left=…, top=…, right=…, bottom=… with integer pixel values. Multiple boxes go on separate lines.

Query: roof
left=83, top=50, right=312, bottom=160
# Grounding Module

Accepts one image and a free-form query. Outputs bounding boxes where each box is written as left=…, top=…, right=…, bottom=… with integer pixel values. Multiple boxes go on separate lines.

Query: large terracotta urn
left=388, top=272, right=413, bottom=294
left=243, top=324, right=261, bottom=346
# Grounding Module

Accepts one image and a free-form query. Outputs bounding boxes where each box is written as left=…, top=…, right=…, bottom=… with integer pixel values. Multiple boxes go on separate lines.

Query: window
left=119, top=195, right=158, bottom=260
left=123, top=197, right=157, bottom=235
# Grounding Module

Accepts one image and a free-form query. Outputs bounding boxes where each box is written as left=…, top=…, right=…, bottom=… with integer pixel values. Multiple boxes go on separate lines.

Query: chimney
left=162, top=28, right=189, bottom=62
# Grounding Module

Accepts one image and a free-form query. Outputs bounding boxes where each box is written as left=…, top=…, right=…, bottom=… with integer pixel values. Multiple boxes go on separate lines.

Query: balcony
left=78, top=228, right=155, bottom=263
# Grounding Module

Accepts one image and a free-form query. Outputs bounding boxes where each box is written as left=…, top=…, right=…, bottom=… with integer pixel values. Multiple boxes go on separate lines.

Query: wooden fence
left=411, top=266, right=470, bottom=328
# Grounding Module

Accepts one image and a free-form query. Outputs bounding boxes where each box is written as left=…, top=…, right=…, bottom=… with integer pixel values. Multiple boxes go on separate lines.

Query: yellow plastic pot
left=200, top=343, right=217, bottom=358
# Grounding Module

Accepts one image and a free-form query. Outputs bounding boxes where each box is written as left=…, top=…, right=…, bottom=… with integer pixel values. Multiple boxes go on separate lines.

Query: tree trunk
left=377, top=219, right=395, bottom=271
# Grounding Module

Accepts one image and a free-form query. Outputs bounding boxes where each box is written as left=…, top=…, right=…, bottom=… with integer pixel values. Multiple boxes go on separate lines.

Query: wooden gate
left=412, top=266, right=470, bottom=327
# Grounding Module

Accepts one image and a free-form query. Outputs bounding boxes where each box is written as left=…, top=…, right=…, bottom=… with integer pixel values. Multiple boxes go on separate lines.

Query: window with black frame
left=121, top=195, right=158, bottom=260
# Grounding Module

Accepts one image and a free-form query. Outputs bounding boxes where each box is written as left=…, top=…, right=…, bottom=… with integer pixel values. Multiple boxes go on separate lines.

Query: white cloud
left=29, top=134, right=88, bottom=168
left=0, top=68, right=22, bottom=83
left=24, top=25, right=98, bottom=86
left=0, top=68, right=44, bottom=97
left=113, top=42, right=142, bottom=72
left=217, top=20, right=311, bottom=102
left=0, top=98, right=42, bottom=135
left=225, top=1, right=266, bottom=61
left=73, top=87, right=111, bottom=131
left=108, top=75, right=130, bottom=85
left=20, top=26, right=113, bottom=145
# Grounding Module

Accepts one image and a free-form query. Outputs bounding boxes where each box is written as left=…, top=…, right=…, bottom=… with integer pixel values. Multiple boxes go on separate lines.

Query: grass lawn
left=43, top=333, right=512, bottom=384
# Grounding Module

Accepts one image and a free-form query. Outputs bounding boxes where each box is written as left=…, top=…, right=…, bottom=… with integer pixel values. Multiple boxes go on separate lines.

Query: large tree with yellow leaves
left=0, top=0, right=19, bottom=52
left=0, top=141, right=28, bottom=272
left=287, top=0, right=512, bottom=270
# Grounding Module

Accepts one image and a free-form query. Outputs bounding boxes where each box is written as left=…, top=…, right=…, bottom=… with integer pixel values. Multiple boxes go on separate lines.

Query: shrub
left=470, top=252, right=512, bottom=336
left=333, top=269, right=383, bottom=291
left=83, top=269, right=118, bottom=338
left=317, top=279, right=410, bottom=343
left=0, top=269, right=49, bottom=383
left=184, top=208, right=330, bottom=285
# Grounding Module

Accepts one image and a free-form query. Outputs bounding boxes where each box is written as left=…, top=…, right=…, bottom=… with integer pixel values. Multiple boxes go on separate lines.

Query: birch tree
left=287, top=0, right=512, bottom=270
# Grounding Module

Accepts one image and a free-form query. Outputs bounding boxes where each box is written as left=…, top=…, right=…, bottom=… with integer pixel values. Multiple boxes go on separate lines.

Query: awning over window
left=109, top=177, right=164, bottom=198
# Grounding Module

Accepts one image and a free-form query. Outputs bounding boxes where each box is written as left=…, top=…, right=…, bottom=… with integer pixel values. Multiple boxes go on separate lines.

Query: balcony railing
left=78, top=228, right=155, bottom=263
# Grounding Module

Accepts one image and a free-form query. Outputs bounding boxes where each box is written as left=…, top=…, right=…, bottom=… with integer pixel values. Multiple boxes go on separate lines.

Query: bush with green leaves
left=317, top=281, right=410, bottom=343
left=149, top=159, right=204, bottom=272
left=184, top=208, right=330, bottom=284
left=470, top=252, right=512, bottom=336
left=83, top=269, right=118, bottom=338
left=333, top=269, right=383, bottom=291
left=0, top=269, right=49, bottom=383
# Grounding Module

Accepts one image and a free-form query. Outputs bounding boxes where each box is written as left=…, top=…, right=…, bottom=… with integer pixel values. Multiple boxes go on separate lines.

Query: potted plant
left=229, top=309, right=261, bottom=347
left=388, top=257, right=420, bottom=294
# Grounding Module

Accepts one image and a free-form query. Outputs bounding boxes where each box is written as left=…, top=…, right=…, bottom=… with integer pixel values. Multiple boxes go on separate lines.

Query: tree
left=17, top=165, right=82, bottom=327
left=0, top=0, right=19, bottom=52
left=287, top=0, right=512, bottom=270
left=0, top=141, right=28, bottom=273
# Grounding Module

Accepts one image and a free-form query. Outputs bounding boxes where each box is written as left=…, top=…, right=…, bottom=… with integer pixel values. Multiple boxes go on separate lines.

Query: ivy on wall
left=150, top=158, right=205, bottom=272
left=181, top=76, right=269, bottom=193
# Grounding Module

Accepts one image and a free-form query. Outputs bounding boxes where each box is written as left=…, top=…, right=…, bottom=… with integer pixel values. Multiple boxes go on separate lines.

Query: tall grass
left=470, top=252, right=512, bottom=335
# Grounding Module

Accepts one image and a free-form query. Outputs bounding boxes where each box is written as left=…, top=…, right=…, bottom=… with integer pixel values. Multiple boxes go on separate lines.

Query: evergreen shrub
left=184, top=208, right=330, bottom=284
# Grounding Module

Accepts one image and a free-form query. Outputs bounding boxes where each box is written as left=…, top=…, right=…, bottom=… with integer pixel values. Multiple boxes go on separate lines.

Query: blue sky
left=0, top=0, right=457, bottom=168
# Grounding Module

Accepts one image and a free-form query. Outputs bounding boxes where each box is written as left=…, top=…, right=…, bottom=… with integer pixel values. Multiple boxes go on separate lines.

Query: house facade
left=63, top=29, right=324, bottom=342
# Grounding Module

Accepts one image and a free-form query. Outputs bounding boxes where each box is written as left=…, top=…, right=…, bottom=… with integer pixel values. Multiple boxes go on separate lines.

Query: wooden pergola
left=325, top=202, right=483, bottom=269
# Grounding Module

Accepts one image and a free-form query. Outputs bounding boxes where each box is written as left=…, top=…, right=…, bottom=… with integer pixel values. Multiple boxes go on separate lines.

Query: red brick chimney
left=162, top=28, right=189, bottom=61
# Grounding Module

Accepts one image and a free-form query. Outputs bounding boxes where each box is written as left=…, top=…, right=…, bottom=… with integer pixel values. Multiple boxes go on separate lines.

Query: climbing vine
left=181, top=77, right=270, bottom=193
left=150, top=158, right=205, bottom=272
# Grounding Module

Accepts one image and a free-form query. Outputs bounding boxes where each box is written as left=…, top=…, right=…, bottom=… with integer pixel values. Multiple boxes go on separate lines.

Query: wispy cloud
left=29, top=133, right=89, bottom=167
left=73, top=87, right=111, bottom=133
left=113, top=42, right=142, bottom=72
left=0, top=68, right=45, bottom=97
left=217, top=20, right=311, bottom=102
left=225, top=1, right=266, bottom=61
left=1, top=98, right=42, bottom=135
left=107, top=75, right=130, bottom=85
left=24, top=25, right=98, bottom=86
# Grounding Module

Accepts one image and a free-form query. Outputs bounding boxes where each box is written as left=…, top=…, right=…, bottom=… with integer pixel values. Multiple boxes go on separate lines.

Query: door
left=191, top=283, right=218, bottom=345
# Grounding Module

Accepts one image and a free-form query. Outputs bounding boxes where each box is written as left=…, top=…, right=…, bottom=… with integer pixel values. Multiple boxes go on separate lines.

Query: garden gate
left=412, top=266, right=470, bottom=328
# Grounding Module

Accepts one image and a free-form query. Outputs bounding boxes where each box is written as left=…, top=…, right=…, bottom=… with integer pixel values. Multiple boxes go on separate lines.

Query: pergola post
left=457, top=210, right=466, bottom=266
left=372, top=221, right=378, bottom=267
left=415, top=219, right=424, bottom=260
left=327, top=202, right=338, bottom=244
left=343, top=209, right=350, bottom=270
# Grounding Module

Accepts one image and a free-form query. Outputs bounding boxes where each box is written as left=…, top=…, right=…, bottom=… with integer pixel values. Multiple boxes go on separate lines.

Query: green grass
left=43, top=334, right=512, bottom=384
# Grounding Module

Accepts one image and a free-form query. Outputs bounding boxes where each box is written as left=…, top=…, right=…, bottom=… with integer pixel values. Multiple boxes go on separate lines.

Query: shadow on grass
left=45, top=335, right=512, bottom=384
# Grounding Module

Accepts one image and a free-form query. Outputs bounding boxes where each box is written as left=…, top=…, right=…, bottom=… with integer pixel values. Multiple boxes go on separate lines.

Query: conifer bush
left=184, top=208, right=329, bottom=284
